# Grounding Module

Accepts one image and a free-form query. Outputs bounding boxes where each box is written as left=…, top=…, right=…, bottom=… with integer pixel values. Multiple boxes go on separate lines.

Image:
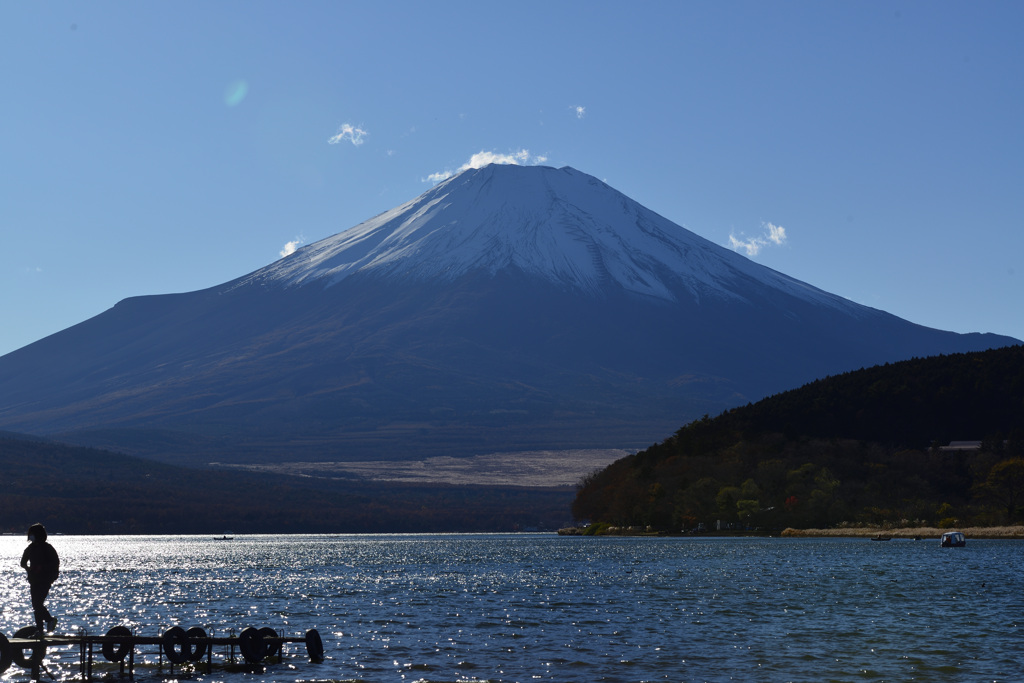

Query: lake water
left=1, top=534, right=1021, bottom=682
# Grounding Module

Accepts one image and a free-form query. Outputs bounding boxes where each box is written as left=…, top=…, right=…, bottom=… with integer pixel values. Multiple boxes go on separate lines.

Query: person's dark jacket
left=21, top=523, right=59, bottom=586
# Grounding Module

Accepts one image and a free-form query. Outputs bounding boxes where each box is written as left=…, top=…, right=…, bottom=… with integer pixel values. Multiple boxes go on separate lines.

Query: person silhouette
left=20, top=523, right=60, bottom=634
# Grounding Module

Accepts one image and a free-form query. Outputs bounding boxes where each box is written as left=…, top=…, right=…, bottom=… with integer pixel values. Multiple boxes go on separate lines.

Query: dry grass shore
left=781, top=525, right=1024, bottom=539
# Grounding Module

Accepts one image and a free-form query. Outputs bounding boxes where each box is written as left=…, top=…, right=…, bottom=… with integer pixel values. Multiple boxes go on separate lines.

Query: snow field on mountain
left=250, top=164, right=856, bottom=313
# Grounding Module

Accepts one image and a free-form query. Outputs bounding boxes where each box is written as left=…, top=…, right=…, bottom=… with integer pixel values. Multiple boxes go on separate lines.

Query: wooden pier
left=0, top=624, right=325, bottom=679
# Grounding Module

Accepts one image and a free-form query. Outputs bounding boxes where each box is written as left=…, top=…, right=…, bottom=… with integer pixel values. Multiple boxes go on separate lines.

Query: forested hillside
left=572, top=346, right=1024, bottom=532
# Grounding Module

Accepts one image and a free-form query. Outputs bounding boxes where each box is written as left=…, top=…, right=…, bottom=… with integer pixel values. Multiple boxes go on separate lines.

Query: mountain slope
left=0, top=164, right=1016, bottom=468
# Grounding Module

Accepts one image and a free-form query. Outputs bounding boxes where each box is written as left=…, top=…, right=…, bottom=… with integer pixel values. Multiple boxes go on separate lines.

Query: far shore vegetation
left=572, top=346, right=1024, bottom=536
left=780, top=525, right=1024, bottom=539
left=558, top=523, right=1024, bottom=539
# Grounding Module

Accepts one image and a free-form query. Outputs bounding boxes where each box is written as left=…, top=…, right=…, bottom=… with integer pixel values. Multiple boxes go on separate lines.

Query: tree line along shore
left=780, top=525, right=1024, bottom=539
left=558, top=524, right=1024, bottom=539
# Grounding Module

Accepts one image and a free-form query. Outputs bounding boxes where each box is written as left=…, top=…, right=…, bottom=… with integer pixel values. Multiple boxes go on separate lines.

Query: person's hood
left=27, top=522, right=47, bottom=543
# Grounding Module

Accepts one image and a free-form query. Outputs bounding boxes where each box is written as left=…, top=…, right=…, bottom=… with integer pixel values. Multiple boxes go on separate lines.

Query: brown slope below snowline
left=0, top=435, right=578, bottom=534
left=214, top=449, right=630, bottom=487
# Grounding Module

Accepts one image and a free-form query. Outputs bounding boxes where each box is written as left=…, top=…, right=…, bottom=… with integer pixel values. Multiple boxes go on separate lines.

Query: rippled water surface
left=1, top=534, right=1021, bottom=682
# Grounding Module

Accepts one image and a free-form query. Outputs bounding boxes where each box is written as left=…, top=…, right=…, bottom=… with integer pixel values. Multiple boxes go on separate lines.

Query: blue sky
left=2, top=1, right=1022, bottom=357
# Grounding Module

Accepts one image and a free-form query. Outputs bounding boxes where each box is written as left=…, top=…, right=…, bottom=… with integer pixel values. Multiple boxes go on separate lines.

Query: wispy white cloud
left=280, top=237, right=305, bottom=258
left=424, top=149, right=549, bottom=183
left=728, top=222, right=788, bottom=256
left=328, top=123, right=368, bottom=146
left=426, top=170, right=453, bottom=183
left=765, top=222, right=786, bottom=245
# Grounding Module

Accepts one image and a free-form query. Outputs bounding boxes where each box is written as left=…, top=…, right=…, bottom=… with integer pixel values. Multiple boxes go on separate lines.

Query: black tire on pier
left=12, top=627, right=45, bottom=669
left=305, top=628, right=324, bottom=662
left=238, top=627, right=267, bottom=663
left=102, top=626, right=133, bottom=662
left=162, top=626, right=192, bottom=664
left=186, top=627, right=208, bottom=661
left=259, top=627, right=280, bottom=658
left=0, top=632, right=13, bottom=674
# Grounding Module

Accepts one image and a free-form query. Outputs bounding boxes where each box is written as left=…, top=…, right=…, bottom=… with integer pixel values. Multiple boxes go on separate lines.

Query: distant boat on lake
left=940, top=531, right=966, bottom=547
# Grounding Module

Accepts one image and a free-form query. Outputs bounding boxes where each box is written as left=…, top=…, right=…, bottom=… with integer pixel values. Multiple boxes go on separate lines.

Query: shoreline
left=558, top=525, right=1024, bottom=539
left=780, top=525, right=1024, bottom=539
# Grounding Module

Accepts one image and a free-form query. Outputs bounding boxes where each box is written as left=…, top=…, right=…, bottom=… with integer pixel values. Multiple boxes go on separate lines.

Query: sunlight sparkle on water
left=0, top=534, right=1021, bottom=682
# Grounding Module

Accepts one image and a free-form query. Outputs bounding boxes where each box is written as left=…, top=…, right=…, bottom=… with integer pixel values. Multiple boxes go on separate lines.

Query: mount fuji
left=0, top=164, right=1016, bottom=469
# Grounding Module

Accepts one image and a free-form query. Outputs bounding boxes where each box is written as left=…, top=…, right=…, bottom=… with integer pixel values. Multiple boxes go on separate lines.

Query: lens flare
left=224, top=80, right=248, bottom=107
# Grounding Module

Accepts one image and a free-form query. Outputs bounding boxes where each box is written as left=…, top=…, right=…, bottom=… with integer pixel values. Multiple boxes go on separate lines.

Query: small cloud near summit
left=425, top=149, right=548, bottom=183
left=728, top=222, right=787, bottom=256
left=280, top=237, right=305, bottom=258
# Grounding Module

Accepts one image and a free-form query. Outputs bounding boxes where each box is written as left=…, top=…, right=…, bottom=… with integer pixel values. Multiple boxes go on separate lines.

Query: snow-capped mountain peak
left=244, top=164, right=844, bottom=309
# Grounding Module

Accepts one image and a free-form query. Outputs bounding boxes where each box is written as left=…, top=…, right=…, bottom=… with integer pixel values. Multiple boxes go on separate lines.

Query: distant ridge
left=0, top=432, right=572, bottom=534
left=0, top=164, right=1017, bottom=469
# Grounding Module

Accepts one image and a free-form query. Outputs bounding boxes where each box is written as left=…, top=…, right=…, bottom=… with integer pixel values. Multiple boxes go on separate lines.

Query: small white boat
left=940, top=531, right=966, bottom=548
